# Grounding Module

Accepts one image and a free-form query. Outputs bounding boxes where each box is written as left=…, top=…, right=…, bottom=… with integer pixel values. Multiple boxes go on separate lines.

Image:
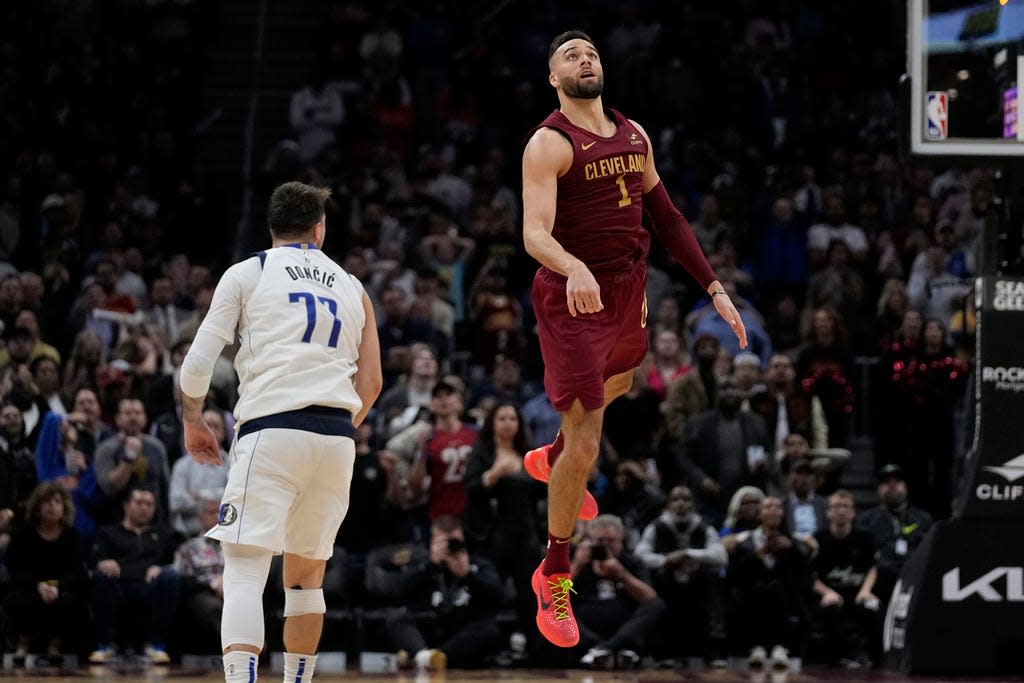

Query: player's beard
left=562, top=74, right=603, bottom=100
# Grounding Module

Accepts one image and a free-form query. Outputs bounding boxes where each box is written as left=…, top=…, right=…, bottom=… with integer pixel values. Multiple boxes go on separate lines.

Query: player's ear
left=548, top=71, right=558, bottom=89
left=314, top=219, right=326, bottom=247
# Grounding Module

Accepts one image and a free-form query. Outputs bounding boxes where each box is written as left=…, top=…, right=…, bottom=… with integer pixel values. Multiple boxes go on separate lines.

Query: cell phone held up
left=590, top=543, right=609, bottom=562
left=447, top=538, right=466, bottom=554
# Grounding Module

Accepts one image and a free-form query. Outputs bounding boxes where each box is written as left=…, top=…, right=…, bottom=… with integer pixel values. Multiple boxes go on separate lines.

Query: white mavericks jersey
left=198, top=243, right=365, bottom=425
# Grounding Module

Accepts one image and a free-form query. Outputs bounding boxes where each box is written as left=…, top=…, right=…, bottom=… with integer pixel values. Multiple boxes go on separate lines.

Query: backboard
left=909, top=0, right=1024, bottom=155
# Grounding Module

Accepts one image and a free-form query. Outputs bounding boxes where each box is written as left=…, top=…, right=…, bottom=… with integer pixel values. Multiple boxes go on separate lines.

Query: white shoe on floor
left=770, top=644, right=790, bottom=670
left=747, top=645, right=768, bottom=669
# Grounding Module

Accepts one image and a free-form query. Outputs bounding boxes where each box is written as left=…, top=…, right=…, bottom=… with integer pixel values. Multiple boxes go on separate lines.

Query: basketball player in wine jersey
left=179, top=182, right=383, bottom=682
left=522, top=31, right=748, bottom=648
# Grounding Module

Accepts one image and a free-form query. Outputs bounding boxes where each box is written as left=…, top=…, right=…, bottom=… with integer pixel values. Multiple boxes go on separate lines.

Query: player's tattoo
left=182, top=393, right=205, bottom=423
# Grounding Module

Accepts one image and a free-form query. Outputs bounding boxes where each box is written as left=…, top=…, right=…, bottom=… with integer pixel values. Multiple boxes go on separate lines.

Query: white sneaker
left=747, top=645, right=768, bottom=669
left=769, top=644, right=790, bottom=670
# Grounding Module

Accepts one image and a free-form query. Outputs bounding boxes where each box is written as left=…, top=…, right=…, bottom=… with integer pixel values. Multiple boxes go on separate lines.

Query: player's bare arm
left=351, top=291, right=383, bottom=428
left=632, top=120, right=747, bottom=348
left=522, top=127, right=603, bottom=317
left=181, top=392, right=222, bottom=466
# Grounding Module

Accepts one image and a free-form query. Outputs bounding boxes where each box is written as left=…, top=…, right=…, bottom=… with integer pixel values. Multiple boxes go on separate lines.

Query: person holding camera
left=33, top=393, right=111, bottom=540
left=380, top=514, right=505, bottom=670
left=726, top=496, right=812, bottom=671
left=569, top=515, right=666, bottom=670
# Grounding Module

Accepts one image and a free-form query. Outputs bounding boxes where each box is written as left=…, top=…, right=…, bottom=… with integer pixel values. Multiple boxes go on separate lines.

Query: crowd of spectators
left=0, top=0, right=990, bottom=673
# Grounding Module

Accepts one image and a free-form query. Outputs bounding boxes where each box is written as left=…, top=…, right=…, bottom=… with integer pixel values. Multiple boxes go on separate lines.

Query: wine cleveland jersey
left=534, top=107, right=652, bottom=273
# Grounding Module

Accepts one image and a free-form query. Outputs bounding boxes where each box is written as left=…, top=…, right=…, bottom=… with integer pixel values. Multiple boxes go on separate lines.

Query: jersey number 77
left=288, top=290, right=342, bottom=348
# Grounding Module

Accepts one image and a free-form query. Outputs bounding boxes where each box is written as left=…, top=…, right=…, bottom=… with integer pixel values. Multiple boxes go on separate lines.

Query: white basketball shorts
left=207, top=428, right=356, bottom=559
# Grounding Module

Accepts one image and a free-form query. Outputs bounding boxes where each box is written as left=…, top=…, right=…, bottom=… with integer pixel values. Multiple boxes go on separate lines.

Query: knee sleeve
left=221, top=543, right=274, bottom=650
left=283, top=588, right=326, bottom=617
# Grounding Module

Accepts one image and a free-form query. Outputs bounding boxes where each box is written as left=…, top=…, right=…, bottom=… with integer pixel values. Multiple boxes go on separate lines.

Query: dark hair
left=29, top=355, right=57, bottom=376
left=267, top=181, right=331, bottom=239
left=125, top=486, right=157, bottom=505
left=431, top=379, right=462, bottom=399
left=74, top=387, right=97, bottom=403
left=26, top=481, right=74, bottom=529
left=829, top=489, right=855, bottom=505
left=548, top=30, right=595, bottom=63
left=477, top=401, right=530, bottom=455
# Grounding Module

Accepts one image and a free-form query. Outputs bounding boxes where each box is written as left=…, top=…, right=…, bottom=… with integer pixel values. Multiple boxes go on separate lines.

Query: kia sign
left=957, top=277, right=1024, bottom=518
left=942, top=567, right=1024, bottom=602
left=885, top=519, right=1024, bottom=674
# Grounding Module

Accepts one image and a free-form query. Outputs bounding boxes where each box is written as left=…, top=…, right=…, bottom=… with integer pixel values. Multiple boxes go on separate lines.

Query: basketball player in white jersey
left=179, top=181, right=383, bottom=683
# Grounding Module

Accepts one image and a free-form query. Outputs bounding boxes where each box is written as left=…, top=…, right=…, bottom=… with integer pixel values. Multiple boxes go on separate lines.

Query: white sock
left=223, top=650, right=259, bottom=682
left=282, top=652, right=317, bottom=682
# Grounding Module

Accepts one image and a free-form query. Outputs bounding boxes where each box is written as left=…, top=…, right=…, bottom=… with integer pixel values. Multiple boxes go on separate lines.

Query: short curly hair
left=25, top=481, right=75, bottom=529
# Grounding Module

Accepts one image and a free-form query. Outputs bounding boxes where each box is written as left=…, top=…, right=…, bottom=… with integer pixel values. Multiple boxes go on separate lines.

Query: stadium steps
left=841, top=434, right=879, bottom=511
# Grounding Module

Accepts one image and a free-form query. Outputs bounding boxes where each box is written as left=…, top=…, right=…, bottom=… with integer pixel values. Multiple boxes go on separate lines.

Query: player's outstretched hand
left=184, top=418, right=223, bottom=466
left=712, top=293, right=747, bottom=349
left=565, top=263, right=603, bottom=317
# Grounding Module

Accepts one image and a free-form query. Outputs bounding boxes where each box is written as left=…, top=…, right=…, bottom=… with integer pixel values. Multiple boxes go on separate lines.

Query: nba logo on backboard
left=926, top=91, right=948, bottom=141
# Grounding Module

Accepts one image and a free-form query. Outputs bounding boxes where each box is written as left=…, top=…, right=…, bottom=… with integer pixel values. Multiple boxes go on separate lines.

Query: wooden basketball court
left=2, top=667, right=1023, bottom=682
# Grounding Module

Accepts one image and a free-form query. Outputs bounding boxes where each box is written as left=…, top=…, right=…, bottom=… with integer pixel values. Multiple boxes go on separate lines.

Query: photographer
left=570, top=515, right=666, bottom=670
left=726, top=496, right=812, bottom=671
left=378, top=514, right=504, bottom=670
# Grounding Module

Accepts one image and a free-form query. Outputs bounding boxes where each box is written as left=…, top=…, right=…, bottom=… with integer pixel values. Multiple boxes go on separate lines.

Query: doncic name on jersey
left=285, top=264, right=337, bottom=287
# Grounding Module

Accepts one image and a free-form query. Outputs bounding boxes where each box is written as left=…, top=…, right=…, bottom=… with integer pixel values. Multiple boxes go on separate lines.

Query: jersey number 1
left=288, top=291, right=341, bottom=348
left=615, top=174, right=632, bottom=208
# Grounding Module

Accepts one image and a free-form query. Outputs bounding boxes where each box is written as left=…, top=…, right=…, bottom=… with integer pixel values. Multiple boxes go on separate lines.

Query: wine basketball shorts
left=532, top=263, right=648, bottom=412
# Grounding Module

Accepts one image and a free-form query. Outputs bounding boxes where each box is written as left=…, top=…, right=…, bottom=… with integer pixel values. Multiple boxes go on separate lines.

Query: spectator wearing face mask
left=678, top=377, right=772, bottom=527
